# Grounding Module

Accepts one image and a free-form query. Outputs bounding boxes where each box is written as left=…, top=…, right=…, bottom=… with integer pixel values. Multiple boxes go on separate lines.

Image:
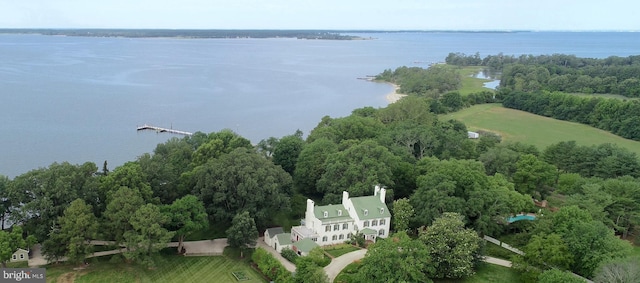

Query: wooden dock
left=136, top=124, right=193, bottom=136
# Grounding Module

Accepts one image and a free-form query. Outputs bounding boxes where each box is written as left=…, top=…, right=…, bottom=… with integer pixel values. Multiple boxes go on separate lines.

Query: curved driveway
left=323, top=249, right=367, bottom=282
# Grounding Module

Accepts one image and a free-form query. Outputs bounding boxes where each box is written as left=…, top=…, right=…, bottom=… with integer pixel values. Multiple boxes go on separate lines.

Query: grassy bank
left=444, top=104, right=640, bottom=155
left=458, top=66, right=495, bottom=95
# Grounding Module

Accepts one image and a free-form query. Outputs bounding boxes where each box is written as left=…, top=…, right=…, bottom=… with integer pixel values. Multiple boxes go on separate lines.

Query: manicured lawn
left=323, top=244, right=360, bottom=258
left=44, top=250, right=266, bottom=283
left=444, top=103, right=640, bottom=155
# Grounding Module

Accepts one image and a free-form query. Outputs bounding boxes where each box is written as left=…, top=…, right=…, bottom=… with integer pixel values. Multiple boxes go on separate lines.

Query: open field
left=444, top=104, right=640, bottom=155
left=458, top=66, right=496, bottom=95
left=44, top=249, right=266, bottom=283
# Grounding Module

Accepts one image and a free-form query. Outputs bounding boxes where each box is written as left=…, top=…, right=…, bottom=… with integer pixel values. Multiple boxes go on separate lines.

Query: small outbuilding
left=467, top=131, right=480, bottom=139
left=11, top=248, right=29, bottom=262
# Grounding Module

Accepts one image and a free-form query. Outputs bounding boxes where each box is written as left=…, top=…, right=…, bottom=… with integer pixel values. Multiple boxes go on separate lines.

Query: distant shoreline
left=384, top=83, right=407, bottom=104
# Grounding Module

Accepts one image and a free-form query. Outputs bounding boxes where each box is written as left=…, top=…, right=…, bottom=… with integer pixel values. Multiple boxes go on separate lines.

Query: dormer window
left=338, top=210, right=342, bottom=216
left=380, top=208, right=384, bottom=214
left=323, top=211, right=328, bottom=218
left=364, top=209, right=368, bottom=216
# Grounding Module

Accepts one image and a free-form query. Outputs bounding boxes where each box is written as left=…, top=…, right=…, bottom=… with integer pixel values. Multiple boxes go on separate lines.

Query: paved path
left=256, top=237, right=296, bottom=272
left=482, top=256, right=512, bottom=267
left=324, top=249, right=367, bottom=282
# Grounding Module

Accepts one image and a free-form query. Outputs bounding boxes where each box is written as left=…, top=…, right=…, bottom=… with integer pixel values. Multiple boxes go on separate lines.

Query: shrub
left=281, top=247, right=298, bottom=264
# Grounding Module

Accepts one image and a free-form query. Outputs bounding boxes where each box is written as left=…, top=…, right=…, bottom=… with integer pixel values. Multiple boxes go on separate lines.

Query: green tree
left=293, top=138, right=338, bottom=197
left=100, top=161, right=154, bottom=203
left=513, top=154, right=557, bottom=199
left=273, top=131, right=305, bottom=175
left=392, top=198, right=414, bottom=233
left=294, top=256, right=330, bottom=283
left=0, top=175, right=11, bottom=230
left=103, top=186, right=145, bottom=244
left=354, top=231, right=433, bottom=283
left=124, top=204, right=174, bottom=267
left=226, top=211, right=258, bottom=258
left=537, top=269, right=584, bottom=283
left=193, top=148, right=291, bottom=226
left=419, top=212, right=482, bottom=279
left=0, top=226, right=27, bottom=268
left=316, top=140, right=398, bottom=203
left=513, top=233, right=573, bottom=281
left=138, top=137, right=194, bottom=204
left=58, top=199, right=98, bottom=264
left=163, top=195, right=208, bottom=253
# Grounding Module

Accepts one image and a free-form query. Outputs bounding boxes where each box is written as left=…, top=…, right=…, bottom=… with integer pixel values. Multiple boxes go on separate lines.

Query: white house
left=468, top=131, right=480, bottom=139
left=290, top=185, right=391, bottom=246
left=264, top=227, right=284, bottom=248
left=11, top=248, right=29, bottom=262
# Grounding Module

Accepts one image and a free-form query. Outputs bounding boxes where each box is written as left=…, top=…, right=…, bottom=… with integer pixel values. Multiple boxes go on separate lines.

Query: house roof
left=265, top=227, right=284, bottom=238
left=314, top=204, right=353, bottom=223
left=360, top=228, right=377, bottom=235
left=350, top=196, right=391, bottom=220
left=276, top=233, right=292, bottom=245
left=293, top=238, right=319, bottom=253
left=13, top=248, right=28, bottom=254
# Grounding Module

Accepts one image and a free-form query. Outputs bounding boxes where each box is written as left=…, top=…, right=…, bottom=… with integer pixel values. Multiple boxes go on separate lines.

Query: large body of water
left=1, top=32, right=639, bottom=178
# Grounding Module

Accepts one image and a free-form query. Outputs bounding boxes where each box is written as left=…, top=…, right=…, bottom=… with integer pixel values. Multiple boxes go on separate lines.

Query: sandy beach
left=385, top=83, right=407, bottom=103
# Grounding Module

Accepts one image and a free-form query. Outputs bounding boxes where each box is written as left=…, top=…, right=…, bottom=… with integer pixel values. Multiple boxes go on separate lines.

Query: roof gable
left=314, top=204, right=352, bottom=223
left=293, top=238, right=319, bottom=253
left=265, top=227, right=284, bottom=238
left=350, top=196, right=391, bottom=220
left=276, top=233, right=292, bottom=245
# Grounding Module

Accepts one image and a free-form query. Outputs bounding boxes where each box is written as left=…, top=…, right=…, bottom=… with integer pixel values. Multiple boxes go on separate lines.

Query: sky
left=0, top=0, right=638, bottom=31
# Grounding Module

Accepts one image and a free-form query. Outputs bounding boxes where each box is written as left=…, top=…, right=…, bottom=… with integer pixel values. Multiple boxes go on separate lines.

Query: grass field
left=444, top=103, right=640, bottom=155
left=44, top=249, right=266, bottom=283
left=323, top=244, right=360, bottom=258
left=458, top=66, right=496, bottom=95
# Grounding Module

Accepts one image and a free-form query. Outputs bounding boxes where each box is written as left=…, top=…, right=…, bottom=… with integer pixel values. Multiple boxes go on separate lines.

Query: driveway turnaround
left=323, top=249, right=367, bottom=282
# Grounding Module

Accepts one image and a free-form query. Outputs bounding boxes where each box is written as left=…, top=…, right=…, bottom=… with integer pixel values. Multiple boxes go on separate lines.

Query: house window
left=379, top=229, right=385, bottom=236
left=363, top=220, right=369, bottom=227
left=380, top=208, right=384, bottom=214
left=312, top=238, right=318, bottom=242
left=372, top=220, right=378, bottom=226
left=338, top=210, right=342, bottom=216
left=20, top=254, right=24, bottom=259
left=380, top=219, right=386, bottom=225
left=332, top=235, right=337, bottom=241
left=364, top=209, right=368, bottom=216
left=12, top=255, right=16, bottom=260
left=339, top=234, right=344, bottom=240
left=347, top=233, right=353, bottom=239
left=334, top=224, right=339, bottom=231
left=323, top=236, right=328, bottom=242
left=325, top=226, right=331, bottom=232
left=342, top=223, right=348, bottom=230
left=323, top=211, right=328, bottom=218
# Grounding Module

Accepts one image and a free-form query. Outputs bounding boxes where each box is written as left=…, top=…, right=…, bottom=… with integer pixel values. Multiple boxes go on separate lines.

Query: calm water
left=1, top=32, right=639, bottom=177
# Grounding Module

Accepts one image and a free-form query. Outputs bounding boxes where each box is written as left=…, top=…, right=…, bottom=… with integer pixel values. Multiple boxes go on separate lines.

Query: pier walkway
left=136, top=124, right=193, bottom=136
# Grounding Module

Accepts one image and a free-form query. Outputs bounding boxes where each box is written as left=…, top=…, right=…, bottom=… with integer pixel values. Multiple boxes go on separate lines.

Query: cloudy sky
left=0, top=0, right=637, bottom=31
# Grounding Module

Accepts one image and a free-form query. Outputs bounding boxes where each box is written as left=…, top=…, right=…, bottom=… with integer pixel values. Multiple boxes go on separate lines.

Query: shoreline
left=384, top=83, right=407, bottom=104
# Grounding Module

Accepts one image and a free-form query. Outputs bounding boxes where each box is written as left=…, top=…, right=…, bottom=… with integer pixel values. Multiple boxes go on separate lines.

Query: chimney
left=379, top=188, right=386, bottom=203
left=374, top=185, right=380, bottom=196
left=342, top=191, right=349, bottom=204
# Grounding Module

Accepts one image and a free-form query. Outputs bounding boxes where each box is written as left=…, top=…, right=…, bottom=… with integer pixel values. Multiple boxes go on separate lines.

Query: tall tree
left=316, top=140, right=398, bottom=204
left=272, top=131, right=305, bottom=175
left=293, top=138, right=338, bottom=197
left=124, top=204, right=174, bottom=267
left=163, top=195, right=208, bottom=253
left=226, top=211, right=258, bottom=258
left=103, top=187, right=145, bottom=244
left=354, top=231, right=433, bottom=283
left=513, top=154, right=557, bottom=199
left=419, top=212, right=482, bottom=279
left=193, top=148, right=291, bottom=226
left=0, top=226, right=27, bottom=268
left=392, top=198, right=414, bottom=233
left=57, top=199, right=98, bottom=264
left=593, top=256, right=640, bottom=283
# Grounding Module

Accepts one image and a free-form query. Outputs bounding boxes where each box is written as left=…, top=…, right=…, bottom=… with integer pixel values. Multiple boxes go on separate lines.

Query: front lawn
left=44, top=248, right=266, bottom=283
left=323, top=244, right=360, bottom=258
